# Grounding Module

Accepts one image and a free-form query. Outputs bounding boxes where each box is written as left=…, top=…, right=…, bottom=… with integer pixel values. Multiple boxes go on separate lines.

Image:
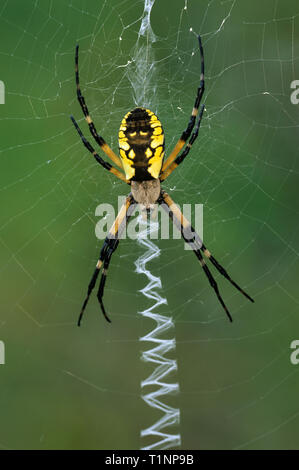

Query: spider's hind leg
left=158, top=191, right=254, bottom=322
left=200, top=244, right=254, bottom=303
left=77, top=194, right=136, bottom=326
left=78, top=262, right=102, bottom=326
left=96, top=237, right=119, bottom=323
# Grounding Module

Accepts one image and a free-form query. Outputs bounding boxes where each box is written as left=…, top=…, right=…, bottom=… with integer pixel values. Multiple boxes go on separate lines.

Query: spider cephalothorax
left=70, top=36, right=254, bottom=326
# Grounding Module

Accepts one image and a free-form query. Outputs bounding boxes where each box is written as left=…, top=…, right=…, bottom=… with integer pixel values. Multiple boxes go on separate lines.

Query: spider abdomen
left=118, top=107, right=165, bottom=181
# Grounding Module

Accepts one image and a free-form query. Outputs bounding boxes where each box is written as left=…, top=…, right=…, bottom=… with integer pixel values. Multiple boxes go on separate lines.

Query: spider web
left=0, top=0, right=299, bottom=450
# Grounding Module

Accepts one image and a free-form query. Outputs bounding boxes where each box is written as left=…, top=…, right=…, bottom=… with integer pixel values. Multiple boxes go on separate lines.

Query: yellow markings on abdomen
left=145, top=147, right=153, bottom=158
left=154, top=146, right=164, bottom=159
left=150, top=121, right=161, bottom=128
left=119, top=149, right=126, bottom=159
left=118, top=107, right=165, bottom=180
left=119, top=139, right=130, bottom=151
left=150, top=134, right=164, bottom=149
left=148, top=146, right=164, bottom=178
left=153, top=126, right=162, bottom=135
left=119, top=149, right=135, bottom=180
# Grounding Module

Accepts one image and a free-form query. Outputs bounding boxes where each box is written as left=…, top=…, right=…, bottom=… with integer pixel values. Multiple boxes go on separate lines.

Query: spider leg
left=160, top=104, right=205, bottom=181
left=96, top=239, right=118, bottom=323
left=74, top=45, right=122, bottom=169
left=96, top=199, right=136, bottom=321
left=158, top=191, right=254, bottom=321
left=199, top=243, right=254, bottom=303
left=71, top=116, right=128, bottom=183
left=78, top=194, right=136, bottom=326
left=78, top=238, right=116, bottom=326
left=161, top=35, right=205, bottom=173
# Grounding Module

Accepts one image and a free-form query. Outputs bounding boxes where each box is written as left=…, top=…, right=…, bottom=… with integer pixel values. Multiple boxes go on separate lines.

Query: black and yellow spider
left=70, top=36, right=254, bottom=326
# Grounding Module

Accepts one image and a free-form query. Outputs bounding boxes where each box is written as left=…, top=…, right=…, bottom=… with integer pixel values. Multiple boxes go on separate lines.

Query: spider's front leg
left=71, top=116, right=128, bottom=183
left=161, top=35, right=205, bottom=176
left=160, top=103, right=205, bottom=182
left=78, top=194, right=136, bottom=326
left=158, top=191, right=254, bottom=322
left=74, top=44, right=123, bottom=169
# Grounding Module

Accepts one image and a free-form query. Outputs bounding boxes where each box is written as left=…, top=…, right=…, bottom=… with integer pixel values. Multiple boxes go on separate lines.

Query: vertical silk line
left=126, top=0, right=157, bottom=108
left=135, top=218, right=181, bottom=450
left=128, top=0, right=181, bottom=449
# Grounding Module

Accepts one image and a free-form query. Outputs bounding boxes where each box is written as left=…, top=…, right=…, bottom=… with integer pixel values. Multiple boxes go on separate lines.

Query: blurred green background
left=0, top=0, right=299, bottom=450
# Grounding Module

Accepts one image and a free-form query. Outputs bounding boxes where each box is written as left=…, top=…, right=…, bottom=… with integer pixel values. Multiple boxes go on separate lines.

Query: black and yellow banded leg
left=78, top=194, right=136, bottom=326
left=199, top=242, right=254, bottom=304
left=96, top=196, right=137, bottom=321
left=71, top=116, right=128, bottom=183
left=78, top=238, right=118, bottom=325
left=161, top=35, right=205, bottom=173
left=160, top=104, right=205, bottom=182
left=75, top=45, right=123, bottom=169
left=158, top=191, right=254, bottom=322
